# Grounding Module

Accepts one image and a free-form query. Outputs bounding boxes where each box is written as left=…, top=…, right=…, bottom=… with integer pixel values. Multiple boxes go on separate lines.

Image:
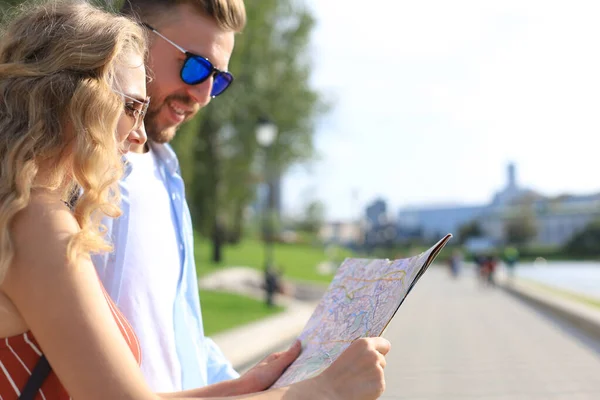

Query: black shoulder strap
left=19, top=355, right=52, bottom=400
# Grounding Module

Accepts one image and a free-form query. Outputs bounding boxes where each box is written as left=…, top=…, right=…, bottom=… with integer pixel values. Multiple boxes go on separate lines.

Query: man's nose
left=185, top=77, right=213, bottom=107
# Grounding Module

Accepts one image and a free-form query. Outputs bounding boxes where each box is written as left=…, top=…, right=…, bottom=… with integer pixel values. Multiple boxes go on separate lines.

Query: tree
left=457, top=220, right=483, bottom=244
left=172, top=0, right=328, bottom=262
left=296, top=200, right=325, bottom=234
left=503, top=196, right=539, bottom=247
left=564, top=219, right=600, bottom=257
left=504, top=214, right=537, bottom=247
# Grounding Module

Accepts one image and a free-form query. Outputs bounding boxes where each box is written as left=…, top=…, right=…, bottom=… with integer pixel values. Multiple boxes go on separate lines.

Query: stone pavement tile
left=380, top=268, right=600, bottom=400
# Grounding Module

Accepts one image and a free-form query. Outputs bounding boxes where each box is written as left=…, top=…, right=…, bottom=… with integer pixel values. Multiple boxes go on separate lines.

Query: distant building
left=489, top=162, right=540, bottom=207
left=479, top=192, right=600, bottom=246
left=319, top=221, right=364, bottom=248
left=535, top=194, right=600, bottom=245
left=364, top=199, right=397, bottom=249
left=366, top=199, right=387, bottom=226
left=397, top=163, right=600, bottom=247
left=397, top=204, right=484, bottom=243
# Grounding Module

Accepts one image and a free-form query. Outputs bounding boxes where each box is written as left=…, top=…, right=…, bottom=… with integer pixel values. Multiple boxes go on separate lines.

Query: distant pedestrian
left=483, top=255, right=498, bottom=287
left=448, top=250, right=463, bottom=278
left=503, top=246, right=520, bottom=281
left=473, top=254, right=487, bottom=286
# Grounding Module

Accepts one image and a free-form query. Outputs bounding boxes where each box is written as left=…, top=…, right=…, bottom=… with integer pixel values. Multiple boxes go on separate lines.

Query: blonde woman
left=0, top=1, right=389, bottom=399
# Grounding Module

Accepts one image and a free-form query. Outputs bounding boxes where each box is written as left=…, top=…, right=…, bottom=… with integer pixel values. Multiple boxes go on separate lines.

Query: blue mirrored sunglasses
left=142, top=23, right=233, bottom=97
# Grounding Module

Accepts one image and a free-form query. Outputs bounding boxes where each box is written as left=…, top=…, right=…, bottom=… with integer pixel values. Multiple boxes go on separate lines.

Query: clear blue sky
left=283, top=0, right=600, bottom=221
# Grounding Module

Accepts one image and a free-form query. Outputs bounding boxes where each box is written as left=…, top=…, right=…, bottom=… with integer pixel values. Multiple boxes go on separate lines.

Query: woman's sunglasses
left=142, top=23, right=234, bottom=98
left=115, top=90, right=150, bottom=130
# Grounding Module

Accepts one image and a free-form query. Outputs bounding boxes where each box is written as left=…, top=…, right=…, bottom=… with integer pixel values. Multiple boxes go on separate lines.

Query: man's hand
left=237, top=339, right=302, bottom=393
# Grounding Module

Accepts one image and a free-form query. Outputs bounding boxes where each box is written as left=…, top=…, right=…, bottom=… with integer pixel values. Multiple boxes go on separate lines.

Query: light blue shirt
left=93, top=143, right=238, bottom=391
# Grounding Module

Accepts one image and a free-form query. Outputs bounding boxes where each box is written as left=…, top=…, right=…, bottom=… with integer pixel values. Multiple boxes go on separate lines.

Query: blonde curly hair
left=0, top=0, right=147, bottom=281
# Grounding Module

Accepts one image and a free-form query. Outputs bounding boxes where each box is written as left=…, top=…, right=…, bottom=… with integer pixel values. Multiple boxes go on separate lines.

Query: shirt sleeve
left=204, top=337, right=240, bottom=384
left=91, top=179, right=130, bottom=305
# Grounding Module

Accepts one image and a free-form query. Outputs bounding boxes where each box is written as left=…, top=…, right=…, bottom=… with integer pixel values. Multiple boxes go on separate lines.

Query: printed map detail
left=271, top=234, right=451, bottom=388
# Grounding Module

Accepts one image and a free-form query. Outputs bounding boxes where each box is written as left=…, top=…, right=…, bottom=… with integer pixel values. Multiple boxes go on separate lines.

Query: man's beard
left=144, top=94, right=195, bottom=144
left=144, top=109, right=178, bottom=144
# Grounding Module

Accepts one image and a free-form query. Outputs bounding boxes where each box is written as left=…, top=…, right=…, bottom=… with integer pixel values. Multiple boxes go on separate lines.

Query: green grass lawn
left=195, top=236, right=355, bottom=334
left=200, top=290, right=284, bottom=336
left=194, top=236, right=354, bottom=284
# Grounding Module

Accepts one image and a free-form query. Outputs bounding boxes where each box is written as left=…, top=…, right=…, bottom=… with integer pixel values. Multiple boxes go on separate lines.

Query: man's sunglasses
left=142, top=23, right=233, bottom=98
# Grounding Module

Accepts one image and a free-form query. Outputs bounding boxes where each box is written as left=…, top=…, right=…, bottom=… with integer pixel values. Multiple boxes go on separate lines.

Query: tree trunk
left=229, top=202, right=244, bottom=244
left=211, top=216, right=223, bottom=263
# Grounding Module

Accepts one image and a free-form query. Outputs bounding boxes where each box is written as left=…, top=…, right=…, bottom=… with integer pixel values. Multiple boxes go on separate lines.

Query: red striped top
left=0, top=286, right=141, bottom=399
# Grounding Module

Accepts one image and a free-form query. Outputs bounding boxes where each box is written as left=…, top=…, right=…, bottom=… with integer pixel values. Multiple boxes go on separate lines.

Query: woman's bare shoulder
left=9, top=192, right=80, bottom=271
left=13, top=192, right=77, bottom=232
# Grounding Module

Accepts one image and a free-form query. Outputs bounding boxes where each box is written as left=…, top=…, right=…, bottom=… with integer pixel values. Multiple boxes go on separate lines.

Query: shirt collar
left=121, top=155, right=133, bottom=179
left=148, top=141, right=180, bottom=175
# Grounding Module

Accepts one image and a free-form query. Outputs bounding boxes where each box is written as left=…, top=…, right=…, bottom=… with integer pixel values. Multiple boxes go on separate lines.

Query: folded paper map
left=271, top=234, right=452, bottom=388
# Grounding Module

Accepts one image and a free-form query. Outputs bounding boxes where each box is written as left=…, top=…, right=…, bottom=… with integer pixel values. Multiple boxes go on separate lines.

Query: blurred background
left=5, top=0, right=600, bottom=398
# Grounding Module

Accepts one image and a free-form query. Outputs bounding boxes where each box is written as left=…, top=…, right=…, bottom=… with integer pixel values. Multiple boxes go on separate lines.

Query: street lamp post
left=256, top=117, right=278, bottom=307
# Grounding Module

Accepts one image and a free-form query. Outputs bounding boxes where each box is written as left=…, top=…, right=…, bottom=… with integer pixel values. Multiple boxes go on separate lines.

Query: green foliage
left=563, top=219, right=600, bottom=258
left=88, top=0, right=118, bottom=10
left=457, top=220, right=483, bottom=244
left=173, top=0, right=327, bottom=246
left=516, top=245, right=563, bottom=261
left=503, top=196, right=539, bottom=247
left=504, top=214, right=537, bottom=247
left=295, top=200, right=325, bottom=234
left=0, top=0, right=26, bottom=8
left=200, top=290, right=283, bottom=335
left=0, top=0, right=28, bottom=21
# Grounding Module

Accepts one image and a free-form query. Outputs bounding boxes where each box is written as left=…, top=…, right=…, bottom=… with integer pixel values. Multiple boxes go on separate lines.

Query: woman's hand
left=237, top=340, right=302, bottom=393
left=311, top=337, right=391, bottom=400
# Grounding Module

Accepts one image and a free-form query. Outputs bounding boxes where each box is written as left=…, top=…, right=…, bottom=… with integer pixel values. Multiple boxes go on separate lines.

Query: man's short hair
left=121, top=0, right=246, bottom=32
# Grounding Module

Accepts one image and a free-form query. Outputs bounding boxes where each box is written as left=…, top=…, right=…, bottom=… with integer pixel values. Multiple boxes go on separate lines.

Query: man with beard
left=93, top=0, right=301, bottom=395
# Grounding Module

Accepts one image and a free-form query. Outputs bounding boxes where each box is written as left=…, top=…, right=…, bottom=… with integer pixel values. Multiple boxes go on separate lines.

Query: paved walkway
left=381, top=268, right=600, bottom=400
